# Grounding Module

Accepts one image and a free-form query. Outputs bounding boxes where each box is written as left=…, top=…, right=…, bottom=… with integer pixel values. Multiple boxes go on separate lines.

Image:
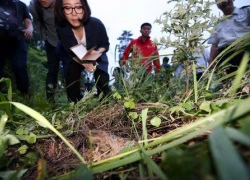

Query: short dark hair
left=141, top=22, right=152, bottom=29
left=54, top=0, right=91, bottom=25
left=113, top=67, right=121, bottom=76
left=163, top=57, right=169, bottom=63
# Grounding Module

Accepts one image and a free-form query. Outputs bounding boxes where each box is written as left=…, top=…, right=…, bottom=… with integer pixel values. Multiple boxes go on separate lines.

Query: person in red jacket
left=122, top=22, right=160, bottom=73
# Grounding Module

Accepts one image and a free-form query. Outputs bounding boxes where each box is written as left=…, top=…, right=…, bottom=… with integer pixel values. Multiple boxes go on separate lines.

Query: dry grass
left=30, top=101, right=193, bottom=177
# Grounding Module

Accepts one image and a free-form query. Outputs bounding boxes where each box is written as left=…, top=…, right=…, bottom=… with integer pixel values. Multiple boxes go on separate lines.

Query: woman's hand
left=22, top=28, right=33, bottom=40
left=83, top=63, right=96, bottom=72
left=23, top=18, right=33, bottom=40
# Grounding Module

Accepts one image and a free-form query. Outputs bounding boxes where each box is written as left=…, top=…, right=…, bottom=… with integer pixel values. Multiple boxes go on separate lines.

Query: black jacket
left=56, top=17, right=110, bottom=72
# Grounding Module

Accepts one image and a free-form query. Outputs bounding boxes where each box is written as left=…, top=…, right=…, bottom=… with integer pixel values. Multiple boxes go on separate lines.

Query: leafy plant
left=155, top=0, right=218, bottom=98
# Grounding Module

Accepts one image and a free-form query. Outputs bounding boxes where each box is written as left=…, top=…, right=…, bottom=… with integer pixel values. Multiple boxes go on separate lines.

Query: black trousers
left=0, top=37, right=29, bottom=94
left=66, top=60, right=110, bottom=103
left=45, top=41, right=62, bottom=100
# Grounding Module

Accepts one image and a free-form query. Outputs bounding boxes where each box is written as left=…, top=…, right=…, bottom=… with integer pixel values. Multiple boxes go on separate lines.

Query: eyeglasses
left=63, top=6, right=83, bottom=15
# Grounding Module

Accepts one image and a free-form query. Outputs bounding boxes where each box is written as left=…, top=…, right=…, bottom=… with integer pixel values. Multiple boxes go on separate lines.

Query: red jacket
left=122, top=36, right=160, bottom=73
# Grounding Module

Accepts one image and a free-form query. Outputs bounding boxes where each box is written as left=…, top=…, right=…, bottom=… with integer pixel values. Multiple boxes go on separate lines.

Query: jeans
left=0, top=37, right=29, bottom=94
left=66, top=60, right=110, bottom=103
left=45, top=41, right=62, bottom=100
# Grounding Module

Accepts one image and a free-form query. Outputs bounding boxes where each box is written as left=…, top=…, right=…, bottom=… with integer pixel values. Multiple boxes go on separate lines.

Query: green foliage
left=199, top=101, right=212, bottom=113
left=28, top=47, right=47, bottom=97
left=140, top=146, right=168, bottom=180
left=128, top=112, right=138, bottom=120
left=227, top=52, right=250, bottom=96
left=155, top=0, right=218, bottom=99
left=124, top=97, right=135, bottom=109
left=238, top=115, right=250, bottom=136
left=169, top=105, right=185, bottom=116
left=113, top=92, right=122, bottom=100
left=0, top=169, right=28, bottom=180
left=74, top=164, right=93, bottom=180
left=24, top=152, right=39, bottom=166
left=160, top=143, right=213, bottom=180
left=28, top=47, right=67, bottom=102
left=209, top=127, right=250, bottom=180
left=150, top=117, right=161, bottom=127
left=199, top=99, right=234, bottom=114
left=15, top=128, right=37, bottom=144
left=18, top=145, right=28, bottom=155
left=156, top=0, right=217, bottom=49
left=112, top=65, right=168, bottom=103
left=9, top=101, right=86, bottom=163
left=0, top=114, right=20, bottom=167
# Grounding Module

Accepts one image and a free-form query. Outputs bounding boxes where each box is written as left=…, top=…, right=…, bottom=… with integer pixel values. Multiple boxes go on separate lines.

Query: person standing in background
left=29, top=0, right=63, bottom=102
left=162, top=57, right=171, bottom=72
left=208, top=0, right=250, bottom=74
left=0, top=0, right=33, bottom=95
left=122, top=23, right=161, bottom=74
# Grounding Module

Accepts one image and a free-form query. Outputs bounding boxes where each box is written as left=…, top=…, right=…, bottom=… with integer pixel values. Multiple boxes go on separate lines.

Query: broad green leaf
left=181, top=102, right=193, bottom=111
left=75, top=164, right=93, bottom=180
left=124, top=98, right=135, bottom=109
left=113, top=92, right=122, bottom=100
left=210, top=103, right=221, bottom=113
left=209, top=127, right=250, bottom=180
left=25, top=133, right=37, bottom=144
left=18, top=145, right=28, bottom=155
left=199, top=101, right=211, bottom=113
left=129, top=112, right=138, bottom=120
left=5, top=134, right=20, bottom=145
left=16, top=128, right=24, bottom=135
left=0, top=169, right=27, bottom=179
left=226, top=127, right=250, bottom=148
left=238, top=114, right=250, bottom=136
left=169, top=106, right=185, bottom=114
left=215, top=99, right=231, bottom=107
left=23, top=129, right=29, bottom=135
left=150, top=117, right=162, bottom=127
left=25, top=152, right=38, bottom=166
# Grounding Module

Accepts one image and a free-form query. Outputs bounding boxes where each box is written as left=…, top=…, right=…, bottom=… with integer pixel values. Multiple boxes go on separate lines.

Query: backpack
left=0, top=0, right=20, bottom=37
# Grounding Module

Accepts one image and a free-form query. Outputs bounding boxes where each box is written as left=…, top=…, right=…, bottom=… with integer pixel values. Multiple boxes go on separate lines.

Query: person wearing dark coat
left=54, top=0, right=110, bottom=103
